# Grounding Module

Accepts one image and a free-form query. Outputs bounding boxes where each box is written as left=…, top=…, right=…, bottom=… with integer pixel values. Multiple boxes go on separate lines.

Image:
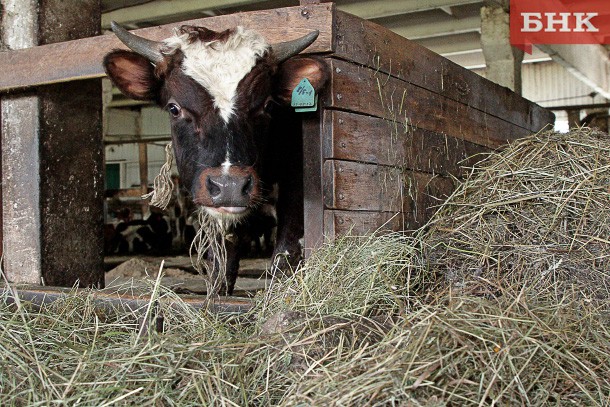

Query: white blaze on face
left=221, top=152, right=232, bottom=175
left=164, top=27, right=269, bottom=123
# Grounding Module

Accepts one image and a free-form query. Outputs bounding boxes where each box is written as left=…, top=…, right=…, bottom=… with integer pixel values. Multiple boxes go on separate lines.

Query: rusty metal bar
left=2, top=285, right=254, bottom=315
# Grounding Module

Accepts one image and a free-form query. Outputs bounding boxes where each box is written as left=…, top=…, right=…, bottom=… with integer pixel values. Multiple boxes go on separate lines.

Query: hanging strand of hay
left=190, top=207, right=229, bottom=295
left=142, top=142, right=174, bottom=210
left=142, top=142, right=232, bottom=294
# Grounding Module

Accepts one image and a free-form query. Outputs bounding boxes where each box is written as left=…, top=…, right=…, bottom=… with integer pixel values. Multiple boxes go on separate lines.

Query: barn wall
left=521, top=62, right=608, bottom=109
left=474, top=61, right=609, bottom=131
left=475, top=62, right=607, bottom=109
left=104, top=105, right=173, bottom=189
left=106, top=143, right=174, bottom=189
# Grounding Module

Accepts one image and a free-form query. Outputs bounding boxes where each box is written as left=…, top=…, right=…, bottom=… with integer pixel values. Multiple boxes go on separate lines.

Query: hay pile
left=424, top=128, right=610, bottom=312
left=1, top=128, right=609, bottom=405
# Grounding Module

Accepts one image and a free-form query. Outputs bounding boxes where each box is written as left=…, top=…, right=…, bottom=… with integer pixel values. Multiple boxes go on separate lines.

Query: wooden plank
left=138, top=142, right=150, bottom=215
left=323, top=160, right=409, bottom=213
left=323, top=160, right=454, bottom=226
left=0, top=101, right=2, bottom=261
left=302, top=113, right=325, bottom=257
left=106, top=188, right=151, bottom=198
left=37, top=0, right=105, bottom=288
left=411, top=170, right=455, bottom=226
left=322, top=110, right=489, bottom=177
left=0, top=3, right=335, bottom=93
left=333, top=11, right=555, bottom=132
left=39, top=80, right=105, bottom=288
left=326, top=58, right=536, bottom=150
left=323, top=210, right=406, bottom=238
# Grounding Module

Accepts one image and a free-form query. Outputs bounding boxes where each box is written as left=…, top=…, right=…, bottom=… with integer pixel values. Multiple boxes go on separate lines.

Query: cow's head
left=104, top=23, right=328, bottom=219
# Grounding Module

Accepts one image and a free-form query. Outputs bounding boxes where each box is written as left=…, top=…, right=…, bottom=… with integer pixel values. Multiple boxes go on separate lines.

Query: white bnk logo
left=522, top=12, right=599, bottom=32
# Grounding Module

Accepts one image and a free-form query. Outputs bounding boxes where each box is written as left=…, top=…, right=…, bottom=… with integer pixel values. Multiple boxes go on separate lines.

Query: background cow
left=105, top=207, right=173, bottom=255
left=104, top=23, right=328, bottom=294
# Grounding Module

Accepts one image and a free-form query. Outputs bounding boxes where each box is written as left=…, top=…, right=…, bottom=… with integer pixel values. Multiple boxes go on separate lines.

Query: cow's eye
left=167, top=103, right=181, bottom=117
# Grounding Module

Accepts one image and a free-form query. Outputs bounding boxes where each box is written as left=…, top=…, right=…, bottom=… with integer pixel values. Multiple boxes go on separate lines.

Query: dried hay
left=190, top=207, right=230, bottom=294
left=424, top=128, right=610, bottom=313
left=140, top=143, right=230, bottom=293
left=2, top=255, right=608, bottom=405
left=141, top=142, right=174, bottom=210
left=1, top=128, right=609, bottom=405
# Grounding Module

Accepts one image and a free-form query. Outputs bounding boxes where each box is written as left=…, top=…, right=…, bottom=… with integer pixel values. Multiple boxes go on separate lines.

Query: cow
left=105, top=207, right=173, bottom=255
left=104, top=22, right=329, bottom=295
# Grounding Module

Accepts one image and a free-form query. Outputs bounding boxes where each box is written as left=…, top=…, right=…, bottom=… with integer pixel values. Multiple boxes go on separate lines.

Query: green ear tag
left=291, top=78, right=318, bottom=113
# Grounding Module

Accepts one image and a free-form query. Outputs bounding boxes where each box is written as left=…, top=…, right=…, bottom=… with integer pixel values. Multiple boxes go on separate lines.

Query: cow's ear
left=104, top=50, right=160, bottom=100
left=273, top=57, right=329, bottom=105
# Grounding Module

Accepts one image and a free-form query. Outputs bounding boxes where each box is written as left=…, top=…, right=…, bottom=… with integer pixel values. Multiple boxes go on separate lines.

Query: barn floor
left=104, top=255, right=271, bottom=297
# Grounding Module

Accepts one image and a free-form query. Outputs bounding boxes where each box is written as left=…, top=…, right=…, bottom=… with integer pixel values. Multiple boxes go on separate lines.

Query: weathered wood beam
left=105, top=136, right=171, bottom=145
left=138, top=141, right=150, bottom=215
left=537, top=44, right=610, bottom=100
left=0, top=3, right=334, bottom=93
left=0, top=100, right=2, bottom=262
left=334, top=11, right=554, bottom=133
left=37, top=0, right=105, bottom=288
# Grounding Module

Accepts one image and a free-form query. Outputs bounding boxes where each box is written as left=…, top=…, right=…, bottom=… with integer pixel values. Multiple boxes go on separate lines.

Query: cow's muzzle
left=194, top=166, right=259, bottom=216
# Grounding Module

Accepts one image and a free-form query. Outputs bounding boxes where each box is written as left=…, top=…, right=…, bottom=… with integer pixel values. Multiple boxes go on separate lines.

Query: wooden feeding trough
left=0, top=2, right=553, bottom=298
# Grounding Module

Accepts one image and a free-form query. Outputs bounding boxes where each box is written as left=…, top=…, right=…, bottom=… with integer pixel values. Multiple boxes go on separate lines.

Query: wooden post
left=0, top=99, right=2, bottom=262
left=138, top=142, right=150, bottom=217
left=567, top=109, right=581, bottom=129
left=302, top=112, right=324, bottom=258
left=1, top=0, right=104, bottom=287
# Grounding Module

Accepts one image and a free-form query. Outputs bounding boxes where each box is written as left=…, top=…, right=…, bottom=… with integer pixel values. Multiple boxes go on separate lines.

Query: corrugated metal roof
left=522, top=62, right=607, bottom=109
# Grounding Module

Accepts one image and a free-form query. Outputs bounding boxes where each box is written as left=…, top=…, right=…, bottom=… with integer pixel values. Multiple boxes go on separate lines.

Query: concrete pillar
left=1, top=0, right=42, bottom=283
left=480, top=2, right=524, bottom=94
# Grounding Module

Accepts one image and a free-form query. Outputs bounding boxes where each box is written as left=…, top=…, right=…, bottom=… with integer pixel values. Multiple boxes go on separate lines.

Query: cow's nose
left=206, top=173, right=254, bottom=207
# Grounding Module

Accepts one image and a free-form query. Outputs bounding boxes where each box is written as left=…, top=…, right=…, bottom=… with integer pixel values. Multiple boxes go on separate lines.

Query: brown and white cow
left=104, top=23, right=328, bottom=294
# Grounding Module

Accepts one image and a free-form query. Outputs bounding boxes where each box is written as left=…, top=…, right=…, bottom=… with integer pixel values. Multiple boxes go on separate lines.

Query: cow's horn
left=271, top=30, right=319, bottom=63
left=111, top=21, right=164, bottom=64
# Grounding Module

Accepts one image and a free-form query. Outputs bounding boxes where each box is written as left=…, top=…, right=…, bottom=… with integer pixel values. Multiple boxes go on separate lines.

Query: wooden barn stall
left=0, top=1, right=553, bottom=308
